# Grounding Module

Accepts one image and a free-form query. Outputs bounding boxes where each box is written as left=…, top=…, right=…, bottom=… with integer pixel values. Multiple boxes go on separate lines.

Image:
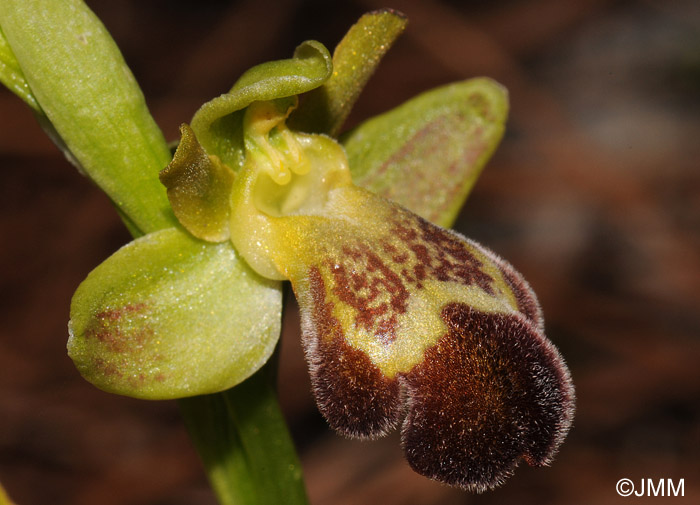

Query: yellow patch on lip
left=295, top=196, right=525, bottom=378
left=336, top=279, right=517, bottom=378
left=258, top=179, right=529, bottom=379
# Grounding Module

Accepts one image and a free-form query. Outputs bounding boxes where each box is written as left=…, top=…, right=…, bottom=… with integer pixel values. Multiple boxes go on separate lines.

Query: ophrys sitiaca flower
left=67, top=38, right=574, bottom=492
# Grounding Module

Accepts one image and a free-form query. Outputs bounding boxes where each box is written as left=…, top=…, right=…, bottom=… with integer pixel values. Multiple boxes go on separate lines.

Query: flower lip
left=283, top=187, right=575, bottom=491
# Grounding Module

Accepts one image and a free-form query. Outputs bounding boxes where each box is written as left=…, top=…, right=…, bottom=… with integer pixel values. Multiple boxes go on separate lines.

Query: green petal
left=190, top=40, right=332, bottom=170
left=68, top=227, right=282, bottom=399
left=160, top=124, right=235, bottom=242
left=342, top=78, right=508, bottom=228
left=0, top=0, right=173, bottom=234
left=289, top=9, right=407, bottom=136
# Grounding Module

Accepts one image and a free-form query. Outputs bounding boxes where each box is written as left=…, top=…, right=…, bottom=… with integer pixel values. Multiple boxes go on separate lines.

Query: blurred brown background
left=1, top=0, right=699, bottom=504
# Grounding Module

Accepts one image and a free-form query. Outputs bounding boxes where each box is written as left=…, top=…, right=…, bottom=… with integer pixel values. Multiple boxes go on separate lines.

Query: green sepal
left=160, top=124, right=235, bottom=242
left=342, top=78, right=508, bottom=228
left=0, top=26, right=39, bottom=111
left=68, top=227, right=282, bottom=400
left=190, top=40, right=332, bottom=170
left=290, top=9, right=407, bottom=136
left=0, top=0, right=174, bottom=234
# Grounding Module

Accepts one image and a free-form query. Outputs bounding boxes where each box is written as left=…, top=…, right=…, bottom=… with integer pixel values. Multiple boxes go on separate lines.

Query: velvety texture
left=402, top=304, right=574, bottom=491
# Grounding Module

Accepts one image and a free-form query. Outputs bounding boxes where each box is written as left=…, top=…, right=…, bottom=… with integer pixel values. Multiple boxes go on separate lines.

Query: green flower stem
left=0, top=1, right=305, bottom=503
left=180, top=346, right=307, bottom=505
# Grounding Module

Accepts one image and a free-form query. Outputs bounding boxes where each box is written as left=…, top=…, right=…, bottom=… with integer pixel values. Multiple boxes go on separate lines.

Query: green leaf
left=190, top=40, right=332, bottom=170
left=290, top=9, right=407, bottom=136
left=0, top=26, right=39, bottom=111
left=160, top=124, right=235, bottom=242
left=342, top=78, right=508, bottom=228
left=68, top=227, right=282, bottom=399
left=180, top=360, right=309, bottom=505
left=0, top=0, right=174, bottom=234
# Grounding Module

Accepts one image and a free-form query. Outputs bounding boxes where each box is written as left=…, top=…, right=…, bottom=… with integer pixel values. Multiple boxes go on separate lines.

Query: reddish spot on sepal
left=84, top=303, right=151, bottom=354
left=402, top=304, right=574, bottom=491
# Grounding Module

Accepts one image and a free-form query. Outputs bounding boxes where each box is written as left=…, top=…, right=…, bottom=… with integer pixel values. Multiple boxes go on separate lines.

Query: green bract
left=0, top=26, right=39, bottom=111
left=0, top=0, right=174, bottom=235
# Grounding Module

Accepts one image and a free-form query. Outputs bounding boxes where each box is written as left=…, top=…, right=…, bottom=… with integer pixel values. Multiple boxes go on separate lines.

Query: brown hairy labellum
left=284, top=191, right=575, bottom=491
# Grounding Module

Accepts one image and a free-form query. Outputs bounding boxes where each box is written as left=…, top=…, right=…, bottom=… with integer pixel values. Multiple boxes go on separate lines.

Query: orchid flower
left=1, top=1, right=574, bottom=496
left=67, top=40, right=574, bottom=491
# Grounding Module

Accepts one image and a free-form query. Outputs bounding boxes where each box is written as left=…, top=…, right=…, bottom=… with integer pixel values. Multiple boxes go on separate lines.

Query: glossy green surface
left=68, top=227, right=282, bottom=399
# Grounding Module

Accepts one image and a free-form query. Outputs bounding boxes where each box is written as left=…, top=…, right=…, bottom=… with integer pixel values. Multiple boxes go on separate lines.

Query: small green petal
left=160, top=124, right=235, bottom=242
left=68, top=227, right=282, bottom=400
left=342, top=78, right=508, bottom=228
left=190, top=40, right=332, bottom=170
left=0, top=0, right=174, bottom=234
left=290, top=9, right=407, bottom=136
